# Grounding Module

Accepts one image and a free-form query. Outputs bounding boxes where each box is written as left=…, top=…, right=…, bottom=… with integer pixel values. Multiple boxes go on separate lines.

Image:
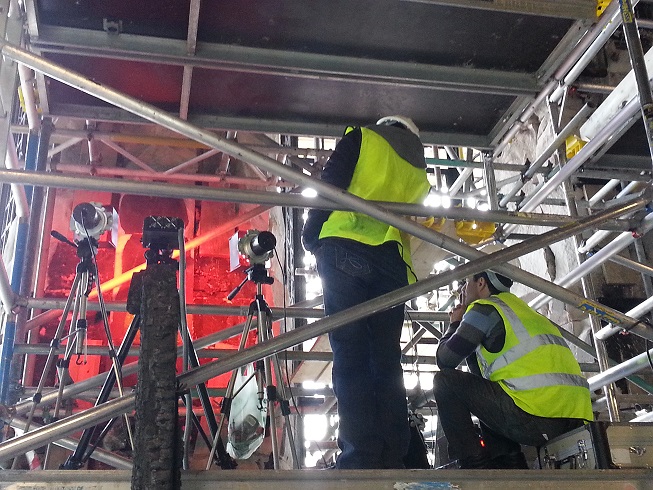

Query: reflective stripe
left=486, top=334, right=570, bottom=374
left=478, top=353, right=489, bottom=375
left=483, top=296, right=530, bottom=340
left=502, top=373, right=590, bottom=391
left=475, top=295, right=531, bottom=376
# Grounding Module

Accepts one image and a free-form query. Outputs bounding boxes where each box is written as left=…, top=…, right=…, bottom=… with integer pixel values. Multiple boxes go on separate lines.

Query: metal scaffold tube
left=578, top=181, right=646, bottom=253
left=588, top=347, right=653, bottom=392
left=499, top=102, right=594, bottom=208
left=0, top=252, right=16, bottom=316
left=589, top=179, right=622, bottom=208
left=0, top=393, right=136, bottom=462
left=494, top=0, right=635, bottom=154
left=611, top=252, right=653, bottom=277
left=0, top=168, right=634, bottom=231
left=618, top=0, right=653, bottom=167
left=596, top=293, right=653, bottom=340
left=562, top=180, right=620, bottom=421
left=4, top=135, right=30, bottom=219
left=530, top=211, right=653, bottom=310
left=10, top=297, right=323, bottom=419
left=9, top=417, right=132, bottom=469
left=518, top=97, right=641, bottom=213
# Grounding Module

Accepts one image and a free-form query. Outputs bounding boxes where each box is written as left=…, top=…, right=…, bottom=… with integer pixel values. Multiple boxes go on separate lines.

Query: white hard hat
left=376, top=115, right=420, bottom=136
left=478, top=243, right=521, bottom=291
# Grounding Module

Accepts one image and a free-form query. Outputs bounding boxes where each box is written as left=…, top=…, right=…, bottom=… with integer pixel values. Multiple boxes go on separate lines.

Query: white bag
left=226, top=363, right=267, bottom=459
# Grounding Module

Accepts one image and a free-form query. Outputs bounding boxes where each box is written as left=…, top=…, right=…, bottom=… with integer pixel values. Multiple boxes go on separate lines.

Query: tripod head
left=227, top=263, right=274, bottom=301
left=50, top=231, right=98, bottom=279
left=246, top=263, right=275, bottom=285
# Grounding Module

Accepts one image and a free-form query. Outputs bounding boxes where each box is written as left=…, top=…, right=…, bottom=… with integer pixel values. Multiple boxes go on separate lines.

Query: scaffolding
left=0, top=0, right=652, bottom=484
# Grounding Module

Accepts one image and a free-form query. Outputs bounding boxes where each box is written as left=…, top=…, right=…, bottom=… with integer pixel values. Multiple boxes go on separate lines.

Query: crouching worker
left=433, top=270, right=593, bottom=469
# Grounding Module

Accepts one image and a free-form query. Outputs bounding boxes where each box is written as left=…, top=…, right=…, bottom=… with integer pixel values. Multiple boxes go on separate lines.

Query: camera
left=229, top=230, right=276, bottom=270
left=142, top=216, right=185, bottom=251
left=70, top=202, right=114, bottom=240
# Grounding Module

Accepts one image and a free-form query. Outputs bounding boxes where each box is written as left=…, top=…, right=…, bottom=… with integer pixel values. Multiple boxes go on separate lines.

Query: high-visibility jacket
left=472, top=293, right=593, bottom=421
left=318, top=125, right=430, bottom=283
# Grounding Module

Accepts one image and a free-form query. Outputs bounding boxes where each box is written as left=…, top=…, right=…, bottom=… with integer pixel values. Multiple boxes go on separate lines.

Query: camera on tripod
left=229, top=230, right=276, bottom=271
left=70, top=202, right=115, bottom=242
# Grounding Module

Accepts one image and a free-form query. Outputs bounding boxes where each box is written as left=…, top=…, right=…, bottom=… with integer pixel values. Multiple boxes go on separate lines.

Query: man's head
left=461, top=270, right=512, bottom=304
left=376, top=115, right=420, bottom=136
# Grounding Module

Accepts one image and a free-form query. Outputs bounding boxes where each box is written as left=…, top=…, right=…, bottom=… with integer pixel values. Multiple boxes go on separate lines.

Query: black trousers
left=433, top=368, right=585, bottom=461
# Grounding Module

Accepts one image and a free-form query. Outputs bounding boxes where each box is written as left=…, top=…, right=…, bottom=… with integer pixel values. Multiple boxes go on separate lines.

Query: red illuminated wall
left=39, top=192, right=273, bottom=392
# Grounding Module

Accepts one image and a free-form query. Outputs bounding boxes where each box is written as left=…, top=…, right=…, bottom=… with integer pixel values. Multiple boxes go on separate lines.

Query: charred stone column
left=131, top=264, right=182, bottom=489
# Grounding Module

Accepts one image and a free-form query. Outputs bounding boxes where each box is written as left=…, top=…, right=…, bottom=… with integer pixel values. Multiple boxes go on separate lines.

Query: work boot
left=489, top=451, right=528, bottom=469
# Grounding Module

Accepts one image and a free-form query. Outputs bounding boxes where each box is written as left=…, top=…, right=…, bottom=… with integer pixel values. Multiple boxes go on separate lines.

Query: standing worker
left=434, top=270, right=594, bottom=469
left=302, top=116, right=431, bottom=469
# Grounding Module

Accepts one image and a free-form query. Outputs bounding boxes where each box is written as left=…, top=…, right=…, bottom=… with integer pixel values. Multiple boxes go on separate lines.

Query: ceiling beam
left=401, top=0, right=597, bottom=19
left=32, top=25, right=539, bottom=97
left=47, top=103, right=492, bottom=148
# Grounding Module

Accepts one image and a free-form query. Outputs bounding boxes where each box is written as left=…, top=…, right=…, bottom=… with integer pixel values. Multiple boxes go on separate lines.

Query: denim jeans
left=314, top=238, right=410, bottom=469
left=433, top=368, right=585, bottom=461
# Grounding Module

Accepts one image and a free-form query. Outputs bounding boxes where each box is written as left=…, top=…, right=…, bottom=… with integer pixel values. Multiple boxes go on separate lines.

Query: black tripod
left=60, top=234, right=236, bottom=471
left=207, top=263, right=299, bottom=469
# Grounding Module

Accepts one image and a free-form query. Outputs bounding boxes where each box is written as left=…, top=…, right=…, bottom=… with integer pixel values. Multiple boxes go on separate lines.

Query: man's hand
left=449, top=303, right=466, bottom=324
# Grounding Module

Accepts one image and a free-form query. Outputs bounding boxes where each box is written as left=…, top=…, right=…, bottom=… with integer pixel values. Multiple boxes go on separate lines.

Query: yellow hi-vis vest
left=473, top=293, right=593, bottom=421
left=318, top=126, right=430, bottom=283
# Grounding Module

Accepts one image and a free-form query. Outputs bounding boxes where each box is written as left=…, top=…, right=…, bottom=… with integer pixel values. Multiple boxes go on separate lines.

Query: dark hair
left=473, top=271, right=512, bottom=295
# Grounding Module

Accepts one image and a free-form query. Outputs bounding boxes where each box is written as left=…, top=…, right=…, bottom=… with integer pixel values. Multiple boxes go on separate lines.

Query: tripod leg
left=177, top=320, right=234, bottom=468
left=93, top=268, right=134, bottom=452
left=22, top=271, right=84, bottom=432
left=270, top=351, right=300, bottom=468
left=263, top=355, right=281, bottom=469
left=62, top=314, right=141, bottom=469
left=259, top=310, right=300, bottom=469
left=52, top=273, right=90, bottom=420
left=254, top=308, right=282, bottom=470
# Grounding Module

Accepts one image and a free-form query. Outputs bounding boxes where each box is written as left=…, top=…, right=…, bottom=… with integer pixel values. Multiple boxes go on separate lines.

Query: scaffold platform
left=1, top=469, right=652, bottom=490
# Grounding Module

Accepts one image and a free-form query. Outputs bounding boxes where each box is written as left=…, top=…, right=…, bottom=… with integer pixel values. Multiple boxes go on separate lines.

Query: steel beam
left=47, top=103, right=492, bottom=148
left=402, top=0, right=597, bottom=19
left=32, top=26, right=539, bottom=97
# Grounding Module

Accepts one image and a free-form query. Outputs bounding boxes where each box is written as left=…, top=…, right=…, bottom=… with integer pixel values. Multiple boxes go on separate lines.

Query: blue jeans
left=314, top=238, right=410, bottom=469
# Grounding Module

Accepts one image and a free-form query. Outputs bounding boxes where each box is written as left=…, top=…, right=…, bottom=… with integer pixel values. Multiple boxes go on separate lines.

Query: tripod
left=207, top=263, right=299, bottom=470
left=60, top=238, right=236, bottom=471
left=20, top=233, right=133, bottom=468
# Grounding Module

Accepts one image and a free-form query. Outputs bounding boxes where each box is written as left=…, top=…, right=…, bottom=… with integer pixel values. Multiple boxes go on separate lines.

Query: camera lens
left=250, top=231, right=276, bottom=256
left=72, top=202, right=101, bottom=229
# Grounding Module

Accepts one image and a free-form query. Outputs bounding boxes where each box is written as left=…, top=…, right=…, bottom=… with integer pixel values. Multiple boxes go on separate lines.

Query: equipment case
left=540, top=421, right=653, bottom=469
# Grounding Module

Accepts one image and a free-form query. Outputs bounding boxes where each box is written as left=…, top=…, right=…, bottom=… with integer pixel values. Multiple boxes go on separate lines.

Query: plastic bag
left=226, top=363, right=267, bottom=459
